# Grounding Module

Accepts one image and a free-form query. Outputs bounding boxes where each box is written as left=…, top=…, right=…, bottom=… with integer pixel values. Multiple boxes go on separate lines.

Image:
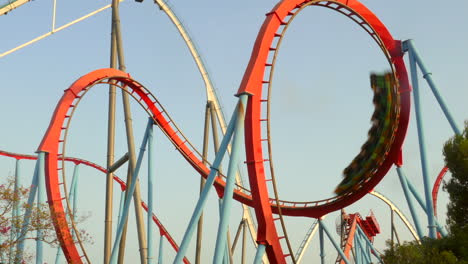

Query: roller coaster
left=0, top=0, right=465, bottom=263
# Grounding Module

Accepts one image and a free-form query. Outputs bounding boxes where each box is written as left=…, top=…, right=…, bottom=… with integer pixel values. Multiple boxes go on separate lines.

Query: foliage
left=0, top=177, right=91, bottom=263
left=381, top=239, right=461, bottom=264
left=443, top=121, right=468, bottom=232
left=382, top=122, right=468, bottom=263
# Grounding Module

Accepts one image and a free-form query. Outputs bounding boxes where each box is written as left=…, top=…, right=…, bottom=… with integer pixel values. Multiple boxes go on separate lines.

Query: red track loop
left=237, top=0, right=410, bottom=262
left=37, top=68, right=242, bottom=262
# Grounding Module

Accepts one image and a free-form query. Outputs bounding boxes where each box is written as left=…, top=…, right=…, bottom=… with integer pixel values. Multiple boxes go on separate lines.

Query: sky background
left=0, top=0, right=467, bottom=263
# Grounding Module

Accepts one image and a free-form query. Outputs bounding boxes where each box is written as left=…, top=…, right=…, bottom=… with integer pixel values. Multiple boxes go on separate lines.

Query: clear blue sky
left=1, top=0, right=467, bottom=262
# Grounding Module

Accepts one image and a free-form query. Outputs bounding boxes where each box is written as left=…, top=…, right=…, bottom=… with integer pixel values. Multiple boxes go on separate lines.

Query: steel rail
left=0, top=149, right=190, bottom=264
left=370, top=190, right=420, bottom=242
left=0, top=0, right=125, bottom=59
left=0, top=0, right=31, bottom=16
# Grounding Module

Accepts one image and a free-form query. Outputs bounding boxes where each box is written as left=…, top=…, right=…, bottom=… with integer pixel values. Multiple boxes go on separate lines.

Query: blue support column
left=147, top=119, right=155, bottom=263
left=405, top=179, right=448, bottom=237
left=318, top=219, right=350, bottom=264
left=253, top=244, right=266, bottom=264
left=117, top=190, right=125, bottom=228
left=319, top=222, right=325, bottom=264
left=72, top=168, right=79, bottom=222
left=54, top=248, right=63, bottom=264
left=356, top=226, right=383, bottom=263
left=10, top=159, right=21, bottom=261
left=403, top=40, right=438, bottom=238
left=110, top=119, right=153, bottom=263
left=16, top=156, right=40, bottom=262
left=213, top=94, right=247, bottom=264
left=404, top=40, right=462, bottom=135
left=36, top=152, right=45, bottom=264
left=353, top=232, right=361, bottom=264
left=354, top=229, right=371, bottom=264
left=396, top=166, right=424, bottom=239
left=174, top=98, right=242, bottom=263
left=158, top=235, right=164, bottom=264
left=55, top=164, right=80, bottom=264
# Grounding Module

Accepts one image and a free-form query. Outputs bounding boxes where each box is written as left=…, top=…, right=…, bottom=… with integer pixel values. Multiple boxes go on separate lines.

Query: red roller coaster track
left=36, top=0, right=412, bottom=263
left=236, top=0, right=410, bottom=262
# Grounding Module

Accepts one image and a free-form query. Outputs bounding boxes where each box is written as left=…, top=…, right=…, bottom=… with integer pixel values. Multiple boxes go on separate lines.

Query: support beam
left=108, top=153, right=130, bottom=173
left=403, top=40, right=462, bottom=135
left=147, top=120, right=155, bottom=263
left=396, top=166, right=424, bottom=238
left=318, top=219, right=350, bottom=264
left=195, top=102, right=212, bottom=264
left=404, top=39, right=437, bottom=239
left=174, top=98, right=241, bottom=263
left=158, top=235, right=164, bottom=264
left=110, top=119, right=153, bottom=263
left=104, top=1, right=119, bottom=260
left=319, top=223, right=325, bottom=264
left=253, top=244, right=266, bottom=264
left=36, top=152, right=45, bottom=264
left=355, top=226, right=383, bottom=263
left=213, top=95, right=248, bottom=263
left=16, top=154, right=40, bottom=262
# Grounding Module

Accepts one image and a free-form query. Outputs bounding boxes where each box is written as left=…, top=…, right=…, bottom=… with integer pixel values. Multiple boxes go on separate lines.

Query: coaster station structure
left=0, top=0, right=465, bottom=263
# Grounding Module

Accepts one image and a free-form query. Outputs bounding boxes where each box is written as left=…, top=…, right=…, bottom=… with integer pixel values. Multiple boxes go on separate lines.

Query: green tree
left=382, top=122, right=468, bottom=263
left=443, top=121, right=468, bottom=232
left=382, top=239, right=460, bottom=264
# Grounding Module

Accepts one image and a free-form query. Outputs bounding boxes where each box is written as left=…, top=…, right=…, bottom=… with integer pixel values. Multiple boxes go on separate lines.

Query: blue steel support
left=403, top=40, right=462, bottom=135
left=404, top=40, right=438, bottom=239
left=354, top=229, right=371, bottom=264
left=55, top=164, right=80, bottom=264
left=406, top=179, right=448, bottom=237
left=73, top=168, right=78, bottom=222
left=148, top=119, right=155, bottom=264
left=253, top=244, right=266, bottom=264
left=54, top=248, right=63, bottom=264
left=36, top=152, right=45, bottom=264
left=158, top=235, right=164, bottom=264
left=396, top=166, right=424, bottom=239
left=117, top=190, right=125, bottom=228
left=16, top=157, right=40, bottom=262
left=110, top=119, right=153, bottom=263
left=69, top=165, right=80, bottom=221
left=216, top=199, right=230, bottom=264
left=213, top=94, right=247, bottom=263
left=356, top=226, right=383, bottom=263
left=174, top=98, right=241, bottom=263
left=13, top=159, right=21, bottom=227
left=354, top=233, right=364, bottom=264
left=318, top=219, right=350, bottom=264
left=10, top=159, right=21, bottom=261
left=319, top=223, right=325, bottom=264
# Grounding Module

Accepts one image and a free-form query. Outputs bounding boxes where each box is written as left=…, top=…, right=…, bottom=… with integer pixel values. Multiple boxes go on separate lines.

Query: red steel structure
left=34, top=0, right=413, bottom=262
left=336, top=212, right=380, bottom=264
left=432, top=166, right=449, bottom=218
left=236, top=0, right=410, bottom=262
left=2, top=0, right=463, bottom=262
